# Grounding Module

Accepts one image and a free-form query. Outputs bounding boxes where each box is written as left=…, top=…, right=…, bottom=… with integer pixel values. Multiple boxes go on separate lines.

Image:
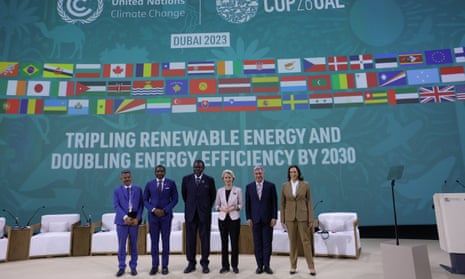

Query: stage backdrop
left=1, top=0, right=465, bottom=227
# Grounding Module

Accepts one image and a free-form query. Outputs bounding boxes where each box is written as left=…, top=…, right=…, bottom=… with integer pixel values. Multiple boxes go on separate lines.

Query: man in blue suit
left=245, top=165, right=278, bottom=275
left=113, top=169, right=144, bottom=277
left=144, top=165, right=178, bottom=275
left=182, top=159, right=216, bottom=274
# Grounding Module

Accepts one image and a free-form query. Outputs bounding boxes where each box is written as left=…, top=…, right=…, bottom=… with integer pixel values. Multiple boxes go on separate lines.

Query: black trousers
left=218, top=215, right=241, bottom=269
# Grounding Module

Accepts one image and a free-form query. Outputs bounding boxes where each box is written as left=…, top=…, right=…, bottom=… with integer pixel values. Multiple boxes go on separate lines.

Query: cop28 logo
left=57, top=0, right=104, bottom=24
left=216, top=0, right=259, bottom=24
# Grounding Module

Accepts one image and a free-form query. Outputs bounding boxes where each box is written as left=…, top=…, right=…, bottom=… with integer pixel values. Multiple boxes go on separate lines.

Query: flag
left=303, top=57, right=326, bottom=72
left=331, top=73, right=355, bottom=90
left=114, top=99, right=146, bottom=113
left=75, top=81, right=106, bottom=96
left=424, top=49, right=453, bottom=65
left=20, top=63, right=41, bottom=78
left=419, top=86, right=455, bottom=103
left=282, top=94, right=308, bottom=110
left=197, top=97, right=222, bottom=112
left=378, top=70, right=407, bottom=87
left=43, top=63, right=74, bottom=78
left=95, top=99, right=113, bottom=114
left=19, top=99, right=43, bottom=114
left=355, top=72, right=378, bottom=88
left=165, top=79, right=188, bottom=95
left=243, top=59, right=276, bottom=74
left=218, top=78, right=251, bottom=94
left=374, top=53, right=398, bottom=69
left=51, top=81, right=74, bottom=97
left=189, top=78, right=217, bottom=94
left=1, top=99, right=20, bottom=114
left=223, top=96, right=256, bottom=112
left=251, top=76, right=279, bottom=93
left=187, top=61, right=215, bottom=75
left=257, top=96, right=282, bottom=111
left=162, top=62, right=186, bottom=76
left=68, top=99, right=89, bottom=115
left=328, top=56, right=348, bottom=71
left=43, top=99, right=67, bottom=114
left=349, top=54, right=374, bottom=70
left=5, top=80, right=27, bottom=96
left=146, top=98, right=171, bottom=114
left=309, top=93, right=333, bottom=109
left=406, top=68, right=440, bottom=85
left=280, top=76, right=307, bottom=92
left=217, top=60, right=241, bottom=75
left=27, top=81, right=51, bottom=97
left=172, top=97, right=196, bottom=113
left=439, top=66, right=465, bottom=83
left=134, top=63, right=159, bottom=77
left=0, top=62, right=18, bottom=77
left=455, top=84, right=465, bottom=101
left=364, top=91, right=389, bottom=105
left=103, top=64, right=133, bottom=78
left=277, top=58, right=301, bottom=73
left=308, top=75, right=331, bottom=90
left=395, top=88, right=419, bottom=104
left=108, top=81, right=131, bottom=96
left=398, top=52, right=424, bottom=66
left=75, top=64, right=101, bottom=78
left=333, top=92, right=363, bottom=107
left=454, top=47, right=465, bottom=63
left=132, top=80, right=164, bottom=96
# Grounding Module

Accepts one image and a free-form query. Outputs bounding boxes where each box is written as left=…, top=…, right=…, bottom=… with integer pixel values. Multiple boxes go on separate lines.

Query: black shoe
left=184, top=264, right=195, bottom=273
left=219, top=267, right=229, bottom=273
left=256, top=267, right=263, bottom=274
left=232, top=267, right=239, bottom=273
left=131, top=269, right=137, bottom=276
left=162, top=267, right=169, bottom=275
left=290, top=270, right=296, bottom=275
left=264, top=266, right=273, bottom=274
left=116, top=269, right=125, bottom=277
left=202, top=265, right=210, bottom=274
left=310, top=271, right=317, bottom=276
left=149, top=267, right=158, bottom=275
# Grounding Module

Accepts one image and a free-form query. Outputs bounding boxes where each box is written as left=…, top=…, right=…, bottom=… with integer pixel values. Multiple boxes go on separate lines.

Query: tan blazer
left=280, top=180, right=314, bottom=224
left=215, top=186, right=243, bottom=220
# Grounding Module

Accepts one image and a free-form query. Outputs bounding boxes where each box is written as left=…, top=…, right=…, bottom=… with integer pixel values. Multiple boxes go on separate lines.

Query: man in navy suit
left=182, top=160, right=216, bottom=274
left=113, top=169, right=144, bottom=277
left=245, top=165, right=278, bottom=274
left=144, top=165, right=178, bottom=275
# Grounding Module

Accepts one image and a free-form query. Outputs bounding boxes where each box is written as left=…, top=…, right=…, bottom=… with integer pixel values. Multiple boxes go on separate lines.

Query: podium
left=71, top=225, right=93, bottom=256
left=6, top=226, right=33, bottom=261
left=433, top=193, right=465, bottom=274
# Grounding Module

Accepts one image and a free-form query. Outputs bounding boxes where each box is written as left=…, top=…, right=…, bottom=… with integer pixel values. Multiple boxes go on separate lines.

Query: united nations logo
left=57, top=0, right=104, bottom=24
left=216, top=0, right=259, bottom=24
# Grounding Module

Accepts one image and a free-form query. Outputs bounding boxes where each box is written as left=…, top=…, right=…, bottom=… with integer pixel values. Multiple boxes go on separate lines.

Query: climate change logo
left=216, top=0, right=259, bottom=24
left=57, top=0, right=104, bottom=24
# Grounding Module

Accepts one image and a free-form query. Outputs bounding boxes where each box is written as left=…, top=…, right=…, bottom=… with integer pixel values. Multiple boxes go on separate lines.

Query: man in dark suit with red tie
left=182, top=160, right=216, bottom=274
left=113, top=169, right=144, bottom=277
left=144, top=165, right=178, bottom=275
left=245, top=165, right=278, bottom=275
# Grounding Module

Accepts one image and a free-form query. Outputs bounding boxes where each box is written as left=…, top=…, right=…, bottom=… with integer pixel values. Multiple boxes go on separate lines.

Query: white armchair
left=91, top=213, right=117, bottom=254
left=272, top=210, right=290, bottom=253
left=313, top=212, right=361, bottom=258
left=0, top=217, right=7, bottom=261
left=146, top=212, right=184, bottom=253
left=29, top=214, right=80, bottom=257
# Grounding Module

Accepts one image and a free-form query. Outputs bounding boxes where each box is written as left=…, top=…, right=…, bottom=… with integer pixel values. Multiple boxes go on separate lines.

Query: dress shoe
left=255, top=267, right=263, bottom=274
left=161, top=267, right=169, bottom=275
left=202, top=265, right=210, bottom=273
left=219, top=267, right=229, bottom=273
left=310, top=271, right=317, bottom=276
left=183, top=264, right=195, bottom=273
left=264, top=266, right=273, bottom=274
left=290, top=270, right=296, bottom=275
left=149, top=266, right=158, bottom=275
left=232, top=267, right=239, bottom=273
left=130, top=269, right=137, bottom=276
left=116, top=269, right=125, bottom=277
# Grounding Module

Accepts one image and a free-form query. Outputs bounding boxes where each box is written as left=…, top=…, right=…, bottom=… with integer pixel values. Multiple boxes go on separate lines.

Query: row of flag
left=2, top=85, right=464, bottom=115
left=1, top=47, right=464, bottom=79
left=2, top=65, right=465, bottom=97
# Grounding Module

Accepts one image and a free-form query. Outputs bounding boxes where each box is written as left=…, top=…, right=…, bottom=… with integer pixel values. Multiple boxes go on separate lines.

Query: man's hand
left=154, top=208, right=165, bottom=217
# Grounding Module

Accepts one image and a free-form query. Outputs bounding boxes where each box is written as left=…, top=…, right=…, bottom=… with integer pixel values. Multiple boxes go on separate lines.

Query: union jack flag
left=419, top=85, right=456, bottom=103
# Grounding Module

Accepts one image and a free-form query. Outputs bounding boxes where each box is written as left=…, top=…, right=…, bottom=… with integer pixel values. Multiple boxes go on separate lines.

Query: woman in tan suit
left=280, top=165, right=316, bottom=276
left=215, top=169, right=243, bottom=274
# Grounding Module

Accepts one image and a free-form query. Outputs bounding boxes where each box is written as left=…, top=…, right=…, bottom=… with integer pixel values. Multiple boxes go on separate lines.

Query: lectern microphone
left=455, top=180, right=465, bottom=189
left=81, top=205, right=91, bottom=226
left=2, top=208, right=20, bottom=228
left=25, top=206, right=45, bottom=227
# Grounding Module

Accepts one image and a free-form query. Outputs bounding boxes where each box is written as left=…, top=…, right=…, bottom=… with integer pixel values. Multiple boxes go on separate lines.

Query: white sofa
left=314, top=212, right=361, bottom=258
left=272, top=210, right=290, bottom=253
left=91, top=213, right=118, bottom=254
left=146, top=212, right=184, bottom=253
left=29, top=214, right=80, bottom=257
left=0, top=217, right=7, bottom=261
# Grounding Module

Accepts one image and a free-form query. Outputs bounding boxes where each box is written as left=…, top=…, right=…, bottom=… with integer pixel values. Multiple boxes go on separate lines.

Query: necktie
left=158, top=180, right=163, bottom=193
left=257, top=183, right=262, bottom=200
left=195, top=177, right=201, bottom=186
left=127, top=187, right=132, bottom=212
